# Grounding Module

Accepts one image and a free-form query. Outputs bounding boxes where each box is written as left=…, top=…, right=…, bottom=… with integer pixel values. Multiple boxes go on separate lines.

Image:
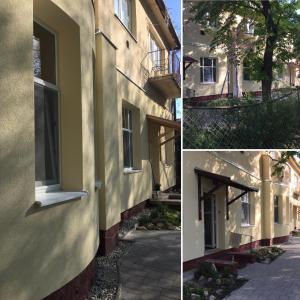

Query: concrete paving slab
left=117, top=230, right=181, bottom=300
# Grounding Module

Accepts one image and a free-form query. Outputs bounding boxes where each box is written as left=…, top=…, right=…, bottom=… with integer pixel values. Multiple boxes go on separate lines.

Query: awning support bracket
left=228, top=190, right=249, bottom=206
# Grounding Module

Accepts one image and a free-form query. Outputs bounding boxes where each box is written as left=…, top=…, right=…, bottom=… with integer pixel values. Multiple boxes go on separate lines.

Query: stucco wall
left=95, top=0, right=177, bottom=227
left=0, top=1, right=99, bottom=299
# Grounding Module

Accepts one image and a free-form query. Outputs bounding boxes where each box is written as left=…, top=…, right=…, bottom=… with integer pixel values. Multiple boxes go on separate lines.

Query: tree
left=272, top=151, right=300, bottom=177
left=191, top=0, right=300, bottom=101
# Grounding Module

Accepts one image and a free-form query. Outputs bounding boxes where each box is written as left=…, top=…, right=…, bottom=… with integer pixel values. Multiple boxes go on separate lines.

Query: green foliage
left=190, top=0, right=300, bottom=100
left=253, top=246, right=285, bottom=262
left=157, top=203, right=181, bottom=226
left=139, top=203, right=181, bottom=228
left=183, top=284, right=205, bottom=300
left=272, top=151, right=300, bottom=178
left=184, top=96, right=300, bottom=149
left=195, top=262, right=219, bottom=280
left=292, top=231, right=300, bottom=237
left=207, top=95, right=257, bottom=107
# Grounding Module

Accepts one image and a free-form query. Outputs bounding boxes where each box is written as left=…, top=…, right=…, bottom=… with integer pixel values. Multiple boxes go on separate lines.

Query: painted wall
left=95, top=0, right=177, bottom=230
left=0, top=1, right=99, bottom=299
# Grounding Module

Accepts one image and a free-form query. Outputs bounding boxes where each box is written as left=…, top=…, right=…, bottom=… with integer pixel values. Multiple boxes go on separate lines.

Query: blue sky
left=164, top=0, right=181, bottom=36
left=164, top=0, right=182, bottom=119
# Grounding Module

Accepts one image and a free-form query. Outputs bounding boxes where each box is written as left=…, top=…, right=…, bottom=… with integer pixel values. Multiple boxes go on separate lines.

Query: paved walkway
left=117, top=230, right=181, bottom=300
left=226, top=236, right=300, bottom=300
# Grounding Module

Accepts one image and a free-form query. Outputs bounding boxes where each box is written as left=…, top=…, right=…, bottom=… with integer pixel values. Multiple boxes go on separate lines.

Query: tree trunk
left=261, top=45, right=274, bottom=101
left=233, top=64, right=242, bottom=98
left=261, top=0, right=278, bottom=101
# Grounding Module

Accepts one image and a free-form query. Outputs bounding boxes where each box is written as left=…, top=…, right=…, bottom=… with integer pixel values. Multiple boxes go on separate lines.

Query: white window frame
left=114, top=0, right=133, bottom=31
left=241, top=193, right=251, bottom=226
left=149, top=33, right=162, bottom=68
left=246, top=21, right=254, bottom=35
left=122, top=107, right=134, bottom=171
left=200, top=57, right=217, bottom=84
left=33, top=20, right=61, bottom=192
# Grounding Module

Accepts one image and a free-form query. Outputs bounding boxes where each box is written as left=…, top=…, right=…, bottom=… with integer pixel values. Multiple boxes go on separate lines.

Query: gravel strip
left=86, top=241, right=132, bottom=300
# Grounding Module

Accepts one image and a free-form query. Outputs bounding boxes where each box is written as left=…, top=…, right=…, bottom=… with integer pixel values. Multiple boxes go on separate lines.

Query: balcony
left=142, top=49, right=180, bottom=99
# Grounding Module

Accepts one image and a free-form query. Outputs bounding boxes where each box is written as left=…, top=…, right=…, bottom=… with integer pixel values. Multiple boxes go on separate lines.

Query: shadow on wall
left=0, top=1, right=99, bottom=299
left=183, top=151, right=263, bottom=248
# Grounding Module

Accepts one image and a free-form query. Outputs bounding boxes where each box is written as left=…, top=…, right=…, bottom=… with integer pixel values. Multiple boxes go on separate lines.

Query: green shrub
left=195, top=262, right=219, bottom=280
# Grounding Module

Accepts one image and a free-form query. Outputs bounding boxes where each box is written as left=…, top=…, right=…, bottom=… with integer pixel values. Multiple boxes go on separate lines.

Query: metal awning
left=147, top=115, right=181, bottom=132
left=147, top=115, right=181, bottom=147
left=183, top=56, right=198, bottom=80
left=194, top=168, right=258, bottom=192
left=194, top=168, right=259, bottom=220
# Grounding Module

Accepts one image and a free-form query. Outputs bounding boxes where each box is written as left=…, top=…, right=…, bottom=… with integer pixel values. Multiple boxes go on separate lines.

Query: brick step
left=226, top=252, right=257, bottom=264
left=205, top=259, right=239, bottom=273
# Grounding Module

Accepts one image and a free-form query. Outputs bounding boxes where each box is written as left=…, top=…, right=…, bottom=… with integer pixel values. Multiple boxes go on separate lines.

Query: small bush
left=195, top=262, right=219, bottom=280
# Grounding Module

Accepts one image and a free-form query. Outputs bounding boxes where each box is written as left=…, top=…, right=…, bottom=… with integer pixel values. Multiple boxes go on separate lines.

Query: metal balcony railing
left=141, top=49, right=181, bottom=86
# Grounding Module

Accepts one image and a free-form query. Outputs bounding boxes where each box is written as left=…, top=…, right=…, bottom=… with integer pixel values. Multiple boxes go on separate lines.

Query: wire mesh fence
left=183, top=89, right=300, bottom=149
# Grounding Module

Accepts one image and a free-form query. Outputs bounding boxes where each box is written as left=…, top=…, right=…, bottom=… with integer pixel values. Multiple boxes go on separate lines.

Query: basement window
left=241, top=193, right=251, bottom=226
left=33, top=22, right=60, bottom=189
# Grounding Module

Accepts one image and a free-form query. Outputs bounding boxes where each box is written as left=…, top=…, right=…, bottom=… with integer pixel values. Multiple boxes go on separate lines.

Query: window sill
left=35, top=191, right=88, bottom=207
left=241, top=224, right=255, bottom=228
left=200, top=82, right=216, bottom=85
left=114, top=14, right=137, bottom=43
left=124, top=168, right=142, bottom=175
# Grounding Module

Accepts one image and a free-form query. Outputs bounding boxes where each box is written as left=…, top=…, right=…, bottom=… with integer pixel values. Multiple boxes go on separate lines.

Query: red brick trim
left=43, top=258, right=97, bottom=300
left=273, top=235, right=289, bottom=244
left=99, top=199, right=149, bottom=255
left=260, top=238, right=272, bottom=246
left=183, top=91, right=264, bottom=105
left=183, top=235, right=289, bottom=272
left=121, top=199, right=148, bottom=221
left=99, top=222, right=119, bottom=256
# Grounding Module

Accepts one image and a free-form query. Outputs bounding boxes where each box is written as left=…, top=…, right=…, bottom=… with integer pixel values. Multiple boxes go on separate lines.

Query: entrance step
left=150, top=192, right=181, bottom=206
left=205, top=259, right=239, bottom=273
left=226, top=252, right=257, bottom=264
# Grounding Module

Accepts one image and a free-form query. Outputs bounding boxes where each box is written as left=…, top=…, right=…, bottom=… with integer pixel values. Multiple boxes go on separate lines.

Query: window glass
left=150, top=34, right=161, bottom=68
left=33, top=22, right=56, bottom=84
left=115, top=0, right=132, bottom=31
left=34, top=83, right=59, bottom=186
left=243, top=60, right=252, bottom=81
left=33, top=22, right=59, bottom=187
left=200, top=58, right=216, bottom=83
left=122, top=107, right=133, bottom=168
left=241, top=193, right=250, bottom=225
left=274, top=195, right=279, bottom=223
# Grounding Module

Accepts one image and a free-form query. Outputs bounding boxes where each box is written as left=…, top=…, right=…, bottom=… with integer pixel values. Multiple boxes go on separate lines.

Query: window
left=246, top=21, right=254, bottom=35
left=115, top=0, right=132, bottom=31
left=200, top=58, right=216, bottom=83
left=274, top=195, right=279, bottom=223
left=33, top=22, right=59, bottom=187
left=241, top=193, right=251, bottom=225
left=149, top=34, right=162, bottom=71
left=243, top=60, right=252, bottom=81
left=122, top=107, right=133, bottom=169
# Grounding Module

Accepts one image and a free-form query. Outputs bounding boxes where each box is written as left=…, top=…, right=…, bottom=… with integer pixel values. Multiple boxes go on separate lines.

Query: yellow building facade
left=0, top=0, right=180, bottom=299
left=183, top=151, right=300, bottom=271
left=183, top=1, right=300, bottom=100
